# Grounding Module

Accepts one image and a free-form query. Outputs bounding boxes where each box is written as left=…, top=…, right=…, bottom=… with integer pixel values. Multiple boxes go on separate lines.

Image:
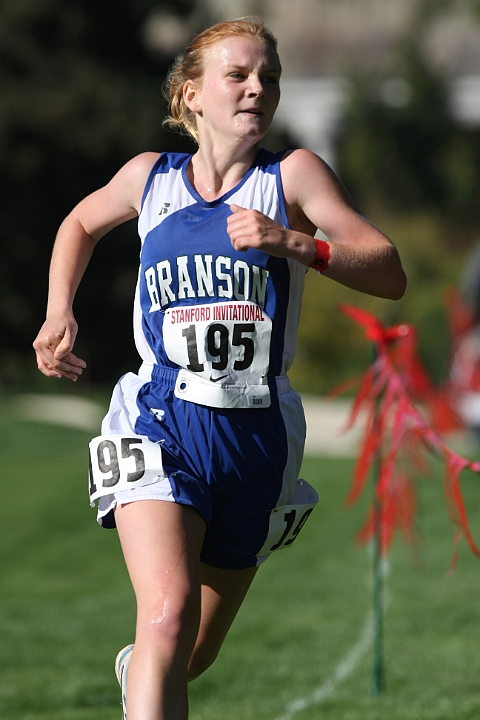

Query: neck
left=189, top=136, right=260, bottom=201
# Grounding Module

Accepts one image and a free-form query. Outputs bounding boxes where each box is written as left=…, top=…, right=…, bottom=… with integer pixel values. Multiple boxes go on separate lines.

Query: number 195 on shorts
left=88, top=434, right=165, bottom=504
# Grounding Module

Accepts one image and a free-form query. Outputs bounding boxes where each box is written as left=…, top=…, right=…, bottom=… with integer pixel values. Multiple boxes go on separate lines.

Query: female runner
left=33, top=17, right=406, bottom=720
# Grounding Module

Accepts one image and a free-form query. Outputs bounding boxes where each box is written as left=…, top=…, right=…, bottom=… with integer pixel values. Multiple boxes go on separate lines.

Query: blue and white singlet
left=94, top=149, right=318, bottom=569
left=134, top=148, right=305, bottom=406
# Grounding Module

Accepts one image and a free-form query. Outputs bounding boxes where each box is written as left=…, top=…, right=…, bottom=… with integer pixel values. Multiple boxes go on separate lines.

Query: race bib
left=88, top=435, right=164, bottom=504
left=162, top=301, right=272, bottom=408
left=256, top=479, right=319, bottom=559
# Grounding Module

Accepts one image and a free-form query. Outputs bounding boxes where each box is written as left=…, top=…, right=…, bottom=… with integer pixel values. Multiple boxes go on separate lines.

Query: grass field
left=1, top=395, right=480, bottom=720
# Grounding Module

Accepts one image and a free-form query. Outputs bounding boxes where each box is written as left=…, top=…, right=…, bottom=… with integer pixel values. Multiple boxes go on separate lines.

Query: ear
left=183, top=79, right=201, bottom=113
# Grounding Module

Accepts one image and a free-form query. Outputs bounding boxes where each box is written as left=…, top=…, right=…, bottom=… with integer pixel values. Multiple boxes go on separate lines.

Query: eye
left=263, top=75, right=279, bottom=85
left=229, top=72, right=246, bottom=80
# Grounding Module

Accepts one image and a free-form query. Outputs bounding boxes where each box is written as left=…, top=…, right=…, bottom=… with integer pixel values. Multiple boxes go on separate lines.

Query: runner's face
left=188, top=35, right=281, bottom=142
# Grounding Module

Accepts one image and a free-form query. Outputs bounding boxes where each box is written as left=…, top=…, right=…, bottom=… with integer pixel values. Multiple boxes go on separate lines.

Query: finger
left=227, top=219, right=252, bottom=236
left=62, top=370, right=81, bottom=382
left=51, top=363, right=82, bottom=381
left=39, top=345, right=86, bottom=375
left=48, top=356, right=86, bottom=381
left=228, top=233, right=250, bottom=252
left=229, top=203, right=245, bottom=213
left=226, top=223, right=247, bottom=243
left=53, top=346, right=86, bottom=367
left=54, top=326, right=76, bottom=360
left=36, top=354, right=63, bottom=379
left=227, top=207, right=255, bottom=227
left=227, top=214, right=255, bottom=237
left=228, top=222, right=260, bottom=245
left=40, top=356, right=83, bottom=382
left=54, top=352, right=87, bottom=372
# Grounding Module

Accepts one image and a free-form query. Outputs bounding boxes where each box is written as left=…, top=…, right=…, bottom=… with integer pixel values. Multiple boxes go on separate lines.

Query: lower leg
left=128, top=588, right=201, bottom=719
left=126, top=637, right=191, bottom=720
left=115, top=500, right=206, bottom=720
left=188, top=563, right=258, bottom=680
left=116, top=563, right=258, bottom=715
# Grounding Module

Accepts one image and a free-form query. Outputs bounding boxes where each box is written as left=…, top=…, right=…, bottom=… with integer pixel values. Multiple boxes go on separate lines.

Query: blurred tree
left=0, top=0, right=200, bottom=388
left=338, top=0, right=480, bottom=227
left=286, top=0, right=480, bottom=395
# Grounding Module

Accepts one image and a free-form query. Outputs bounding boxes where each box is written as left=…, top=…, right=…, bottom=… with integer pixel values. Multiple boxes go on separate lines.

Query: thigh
left=188, top=562, right=258, bottom=679
left=115, top=500, right=207, bottom=618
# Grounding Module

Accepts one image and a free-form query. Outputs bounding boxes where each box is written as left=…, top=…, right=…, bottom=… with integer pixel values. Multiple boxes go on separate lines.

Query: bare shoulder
left=280, top=148, right=346, bottom=201
left=69, top=152, right=161, bottom=240
left=280, top=148, right=325, bottom=174
left=279, top=148, right=333, bottom=182
left=118, top=151, right=161, bottom=177
left=280, top=149, right=358, bottom=227
left=107, top=152, right=161, bottom=212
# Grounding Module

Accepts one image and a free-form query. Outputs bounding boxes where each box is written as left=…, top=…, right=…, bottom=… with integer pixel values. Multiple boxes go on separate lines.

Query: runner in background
left=33, top=18, right=406, bottom=720
left=449, top=244, right=480, bottom=438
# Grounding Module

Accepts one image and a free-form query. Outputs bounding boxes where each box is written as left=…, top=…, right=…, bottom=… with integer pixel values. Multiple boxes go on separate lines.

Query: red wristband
left=308, top=239, right=330, bottom=273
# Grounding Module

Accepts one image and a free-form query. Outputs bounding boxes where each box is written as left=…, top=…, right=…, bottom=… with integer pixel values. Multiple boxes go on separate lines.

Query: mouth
left=240, top=108, right=264, bottom=116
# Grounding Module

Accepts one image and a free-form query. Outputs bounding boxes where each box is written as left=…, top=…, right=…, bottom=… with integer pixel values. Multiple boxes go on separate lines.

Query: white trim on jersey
left=138, top=164, right=197, bottom=245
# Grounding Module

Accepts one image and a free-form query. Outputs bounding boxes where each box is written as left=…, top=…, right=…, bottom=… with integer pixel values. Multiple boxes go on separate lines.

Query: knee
left=187, top=646, right=219, bottom=681
left=137, top=600, right=199, bottom=657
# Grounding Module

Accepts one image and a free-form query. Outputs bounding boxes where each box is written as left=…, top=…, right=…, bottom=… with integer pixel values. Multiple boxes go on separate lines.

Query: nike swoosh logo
left=210, top=374, right=229, bottom=383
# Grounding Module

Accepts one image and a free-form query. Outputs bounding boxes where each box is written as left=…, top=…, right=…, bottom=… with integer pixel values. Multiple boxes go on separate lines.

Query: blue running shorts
left=95, top=364, right=317, bottom=569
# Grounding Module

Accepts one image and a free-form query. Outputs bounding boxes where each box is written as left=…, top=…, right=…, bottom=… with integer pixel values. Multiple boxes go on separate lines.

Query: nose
left=247, top=74, right=265, bottom=97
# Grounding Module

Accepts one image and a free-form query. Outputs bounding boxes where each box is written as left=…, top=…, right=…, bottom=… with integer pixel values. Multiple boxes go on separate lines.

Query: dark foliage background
left=3, top=0, right=480, bottom=393
left=0, top=0, right=198, bottom=387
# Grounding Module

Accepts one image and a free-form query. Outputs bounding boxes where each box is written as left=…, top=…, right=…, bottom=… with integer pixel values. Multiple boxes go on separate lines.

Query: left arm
left=226, top=149, right=406, bottom=300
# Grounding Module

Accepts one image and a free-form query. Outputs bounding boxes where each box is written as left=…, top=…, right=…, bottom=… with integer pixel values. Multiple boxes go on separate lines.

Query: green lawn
left=1, top=395, right=480, bottom=720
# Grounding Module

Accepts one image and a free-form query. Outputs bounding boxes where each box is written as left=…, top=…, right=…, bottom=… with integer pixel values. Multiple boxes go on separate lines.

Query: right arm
left=33, top=152, right=160, bottom=381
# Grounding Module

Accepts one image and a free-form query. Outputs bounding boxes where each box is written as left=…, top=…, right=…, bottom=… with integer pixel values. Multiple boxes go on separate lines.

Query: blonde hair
left=162, top=18, right=280, bottom=143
